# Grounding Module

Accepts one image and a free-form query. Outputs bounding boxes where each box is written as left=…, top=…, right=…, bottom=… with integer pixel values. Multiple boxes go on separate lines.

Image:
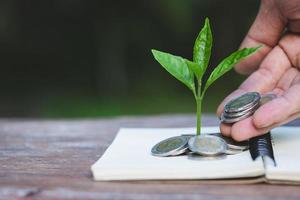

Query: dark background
left=0, top=0, right=260, bottom=118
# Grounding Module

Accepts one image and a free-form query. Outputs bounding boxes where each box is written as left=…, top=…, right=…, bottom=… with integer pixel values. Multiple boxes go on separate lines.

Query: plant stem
left=196, top=97, right=202, bottom=135
left=196, top=80, right=202, bottom=136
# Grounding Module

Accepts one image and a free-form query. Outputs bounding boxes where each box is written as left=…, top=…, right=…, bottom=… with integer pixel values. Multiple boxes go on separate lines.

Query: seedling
left=152, top=18, right=260, bottom=135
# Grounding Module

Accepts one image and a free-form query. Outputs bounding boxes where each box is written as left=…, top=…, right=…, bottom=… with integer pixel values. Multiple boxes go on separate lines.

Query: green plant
left=151, top=18, right=261, bottom=135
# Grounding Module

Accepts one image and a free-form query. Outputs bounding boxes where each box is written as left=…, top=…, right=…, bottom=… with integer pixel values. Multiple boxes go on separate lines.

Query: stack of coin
left=220, top=92, right=261, bottom=123
left=151, top=133, right=248, bottom=157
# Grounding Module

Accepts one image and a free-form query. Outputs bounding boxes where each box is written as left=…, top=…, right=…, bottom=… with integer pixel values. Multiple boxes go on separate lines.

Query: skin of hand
left=217, top=0, right=300, bottom=141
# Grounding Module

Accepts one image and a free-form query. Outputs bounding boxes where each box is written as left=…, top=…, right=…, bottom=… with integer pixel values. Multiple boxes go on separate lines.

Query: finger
left=235, top=0, right=286, bottom=75
left=278, top=33, right=300, bottom=68
left=220, top=123, right=232, bottom=137
left=275, top=67, right=300, bottom=92
left=253, top=83, right=300, bottom=128
left=217, top=46, right=291, bottom=116
left=288, top=19, right=300, bottom=33
left=230, top=116, right=283, bottom=141
left=270, top=111, right=300, bottom=128
left=231, top=83, right=300, bottom=140
left=231, top=117, right=264, bottom=141
left=230, top=111, right=300, bottom=141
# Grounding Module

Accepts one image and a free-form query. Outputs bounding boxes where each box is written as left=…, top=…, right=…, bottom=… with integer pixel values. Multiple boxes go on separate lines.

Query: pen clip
left=249, top=132, right=276, bottom=166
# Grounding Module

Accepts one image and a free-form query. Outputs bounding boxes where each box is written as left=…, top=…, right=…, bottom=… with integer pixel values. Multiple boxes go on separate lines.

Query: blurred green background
left=0, top=0, right=260, bottom=118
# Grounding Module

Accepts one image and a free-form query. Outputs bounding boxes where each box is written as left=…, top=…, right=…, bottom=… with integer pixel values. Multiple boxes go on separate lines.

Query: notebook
left=91, top=127, right=300, bottom=184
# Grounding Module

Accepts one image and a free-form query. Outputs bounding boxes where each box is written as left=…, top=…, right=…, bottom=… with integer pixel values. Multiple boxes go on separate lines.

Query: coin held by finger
left=221, top=92, right=277, bottom=124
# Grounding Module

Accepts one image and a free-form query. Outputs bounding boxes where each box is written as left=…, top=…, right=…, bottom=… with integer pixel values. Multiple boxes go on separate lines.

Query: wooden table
left=1, top=115, right=300, bottom=200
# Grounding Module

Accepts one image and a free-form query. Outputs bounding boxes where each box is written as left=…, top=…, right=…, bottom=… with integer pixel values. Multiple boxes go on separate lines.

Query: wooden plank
left=0, top=115, right=300, bottom=200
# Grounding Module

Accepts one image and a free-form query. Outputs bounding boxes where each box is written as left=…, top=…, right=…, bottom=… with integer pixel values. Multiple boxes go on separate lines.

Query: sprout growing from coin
left=152, top=18, right=261, bottom=136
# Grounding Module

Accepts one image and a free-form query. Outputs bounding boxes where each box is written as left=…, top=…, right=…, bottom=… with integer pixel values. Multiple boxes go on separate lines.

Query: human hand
left=217, top=0, right=300, bottom=141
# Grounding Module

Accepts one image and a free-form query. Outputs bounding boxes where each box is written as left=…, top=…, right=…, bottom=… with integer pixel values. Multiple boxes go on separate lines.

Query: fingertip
left=253, top=96, right=289, bottom=128
left=220, top=123, right=232, bottom=136
left=235, top=57, right=258, bottom=75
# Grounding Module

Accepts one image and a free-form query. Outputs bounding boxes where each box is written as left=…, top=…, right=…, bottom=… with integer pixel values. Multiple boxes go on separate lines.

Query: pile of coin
left=220, top=92, right=277, bottom=124
left=151, top=133, right=248, bottom=157
left=151, top=92, right=277, bottom=158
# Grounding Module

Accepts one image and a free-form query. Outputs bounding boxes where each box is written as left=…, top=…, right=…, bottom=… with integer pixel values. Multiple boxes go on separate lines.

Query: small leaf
left=204, top=46, right=261, bottom=92
left=152, top=49, right=195, bottom=92
left=184, top=59, right=203, bottom=81
left=193, top=17, right=212, bottom=76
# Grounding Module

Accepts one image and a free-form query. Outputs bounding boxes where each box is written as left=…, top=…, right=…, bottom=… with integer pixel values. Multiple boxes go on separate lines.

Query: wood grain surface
left=1, top=115, right=300, bottom=200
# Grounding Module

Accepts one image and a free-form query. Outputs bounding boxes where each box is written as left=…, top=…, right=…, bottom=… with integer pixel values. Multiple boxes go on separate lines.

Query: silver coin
left=170, top=146, right=188, bottom=156
left=224, top=92, right=261, bottom=113
left=223, top=103, right=259, bottom=118
left=224, top=148, right=244, bottom=155
left=188, top=135, right=227, bottom=156
left=151, top=136, right=188, bottom=157
left=221, top=92, right=277, bottom=124
left=187, top=153, right=227, bottom=161
left=224, top=100, right=258, bottom=114
left=181, top=134, right=195, bottom=140
left=182, top=134, right=248, bottom=155
left=220, top=109, right=255, bottom=123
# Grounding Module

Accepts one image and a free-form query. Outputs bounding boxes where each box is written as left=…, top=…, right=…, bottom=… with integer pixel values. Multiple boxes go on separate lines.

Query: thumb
left=253, top=84, right=300, bottom=128
left=235, top=0, right=286, bottom=75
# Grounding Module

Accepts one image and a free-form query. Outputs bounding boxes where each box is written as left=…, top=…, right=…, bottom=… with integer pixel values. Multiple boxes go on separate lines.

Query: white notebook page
left=266, top=127, right=300, bottom=182
left=92, top=127, right=264, bottom=181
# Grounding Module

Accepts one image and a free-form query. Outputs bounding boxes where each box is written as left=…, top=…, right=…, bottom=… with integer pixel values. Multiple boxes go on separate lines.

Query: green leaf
left=184, top=59, right=204, bottom=81
left=193, top=17, right=212, bottom=77
left=151, top=49, right=195, bottom=92
left=203, top=46, right=261, bottom=93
